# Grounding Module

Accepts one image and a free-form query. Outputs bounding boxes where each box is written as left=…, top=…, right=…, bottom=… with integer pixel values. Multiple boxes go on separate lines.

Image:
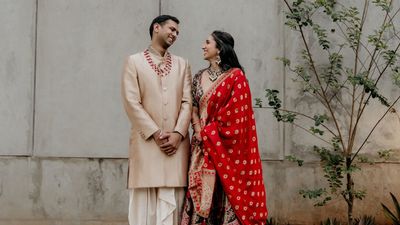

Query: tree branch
left=349, top=1, right=393, bottom=154
left=348, top=0, right=369, bottom=155
left=351, top=94, right=400, bottom=163
left=257, top=106, right=337, bottom=137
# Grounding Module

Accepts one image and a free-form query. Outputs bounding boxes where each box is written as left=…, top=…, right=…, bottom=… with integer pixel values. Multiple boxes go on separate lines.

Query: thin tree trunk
left=346, top=157, right=354, bottom=225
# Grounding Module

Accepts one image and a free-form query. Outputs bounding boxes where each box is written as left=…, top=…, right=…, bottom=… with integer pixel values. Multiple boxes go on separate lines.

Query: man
left=121, top=15, right=192, bottom=225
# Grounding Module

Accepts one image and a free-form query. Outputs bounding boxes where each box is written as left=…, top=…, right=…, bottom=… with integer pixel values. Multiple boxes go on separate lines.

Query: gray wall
left=0, top=0, right=36, bottom=156
left=0, top=0, right=399, bottom=224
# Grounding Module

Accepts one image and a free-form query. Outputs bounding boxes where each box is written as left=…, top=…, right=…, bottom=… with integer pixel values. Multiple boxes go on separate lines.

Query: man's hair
left=149, top=15, right=180, bottom=39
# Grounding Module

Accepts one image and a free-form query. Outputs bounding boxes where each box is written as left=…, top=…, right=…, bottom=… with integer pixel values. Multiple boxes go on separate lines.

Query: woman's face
left=202, top=35, right=219, bottom=61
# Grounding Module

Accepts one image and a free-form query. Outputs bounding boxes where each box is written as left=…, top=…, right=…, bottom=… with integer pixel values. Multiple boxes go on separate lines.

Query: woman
left=181, top=31, right=268, bottom=225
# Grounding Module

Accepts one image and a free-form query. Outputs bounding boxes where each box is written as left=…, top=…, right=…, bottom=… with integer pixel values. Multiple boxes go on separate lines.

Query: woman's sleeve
left=192, top=72, right=200, bottom=108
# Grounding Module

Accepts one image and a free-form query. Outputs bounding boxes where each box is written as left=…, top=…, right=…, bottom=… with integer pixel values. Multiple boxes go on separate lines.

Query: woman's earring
left=216, top=55, right=221, bottom=65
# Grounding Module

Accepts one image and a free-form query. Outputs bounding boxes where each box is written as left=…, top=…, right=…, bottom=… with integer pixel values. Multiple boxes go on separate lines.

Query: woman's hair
left=211, top=30, right=244, bottom=72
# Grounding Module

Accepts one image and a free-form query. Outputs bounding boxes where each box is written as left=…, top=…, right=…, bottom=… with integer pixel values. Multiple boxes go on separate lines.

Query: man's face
left=154, top=20, right=179, bottom=48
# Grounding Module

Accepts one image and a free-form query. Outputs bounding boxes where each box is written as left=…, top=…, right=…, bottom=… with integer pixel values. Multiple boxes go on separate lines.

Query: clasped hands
left=152, top=130, right=182, bottom=156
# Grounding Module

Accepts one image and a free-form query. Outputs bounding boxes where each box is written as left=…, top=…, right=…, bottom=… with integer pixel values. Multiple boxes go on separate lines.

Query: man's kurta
left=121, top=48, right=192, bottom=188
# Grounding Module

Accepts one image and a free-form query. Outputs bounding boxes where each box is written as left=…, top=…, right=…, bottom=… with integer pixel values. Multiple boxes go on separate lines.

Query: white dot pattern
left=198, top=68, right=268, bottom=224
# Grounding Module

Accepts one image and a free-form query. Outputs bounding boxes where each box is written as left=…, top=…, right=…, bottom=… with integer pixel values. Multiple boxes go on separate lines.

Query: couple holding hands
left=122, top=15, right=268, bottom=225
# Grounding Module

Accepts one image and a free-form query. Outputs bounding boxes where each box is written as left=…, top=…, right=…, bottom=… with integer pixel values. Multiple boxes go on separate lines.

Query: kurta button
left=163, top=87, right=167, bottom=91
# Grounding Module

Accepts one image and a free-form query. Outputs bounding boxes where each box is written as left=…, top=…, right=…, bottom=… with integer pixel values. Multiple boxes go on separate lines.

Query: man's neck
left=150, top=42, right=167, bottom=57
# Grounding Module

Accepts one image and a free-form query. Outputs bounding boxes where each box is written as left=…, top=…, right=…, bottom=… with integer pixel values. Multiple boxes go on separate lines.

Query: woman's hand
left=194, top=132, right=202, bottom=142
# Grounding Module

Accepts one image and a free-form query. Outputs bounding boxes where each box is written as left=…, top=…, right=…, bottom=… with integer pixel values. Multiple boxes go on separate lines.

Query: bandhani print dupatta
left=187, top=68, right=268, bottom=225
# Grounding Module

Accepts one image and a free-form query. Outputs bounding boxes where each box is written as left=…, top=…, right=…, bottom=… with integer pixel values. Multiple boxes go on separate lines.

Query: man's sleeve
left=121, top=56, right=159, bottom=140
left=174, top=60, right=192, bottom=137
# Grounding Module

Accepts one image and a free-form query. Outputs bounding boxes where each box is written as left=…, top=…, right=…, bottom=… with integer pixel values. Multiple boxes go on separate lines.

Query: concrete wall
left=0, top=0, right=36, bottom=156
left=0, top=157, right=127, bottom=224
left=0, top=0, right=399, bottom=224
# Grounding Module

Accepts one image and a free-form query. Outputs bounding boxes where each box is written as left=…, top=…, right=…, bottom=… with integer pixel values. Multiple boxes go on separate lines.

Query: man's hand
left=152, top=130, right=169, bottom=146
left=160, top=132, right=183, bottom=156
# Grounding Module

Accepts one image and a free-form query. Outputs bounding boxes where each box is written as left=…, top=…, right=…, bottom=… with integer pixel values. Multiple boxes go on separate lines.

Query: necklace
left=144, top=49, right=172, bottom=77
left=207, top=67, right=223, bottom=82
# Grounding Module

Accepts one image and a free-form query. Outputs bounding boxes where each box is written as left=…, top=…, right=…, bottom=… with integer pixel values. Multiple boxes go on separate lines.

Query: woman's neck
left=209, top=61, right=220, bottom=71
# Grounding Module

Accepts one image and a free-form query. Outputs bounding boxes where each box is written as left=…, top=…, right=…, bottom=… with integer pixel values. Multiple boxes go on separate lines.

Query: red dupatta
left=188, top=68, right=268, bottom=225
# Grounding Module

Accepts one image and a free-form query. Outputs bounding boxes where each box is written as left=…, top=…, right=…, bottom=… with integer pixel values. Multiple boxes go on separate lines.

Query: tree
left=256, top=0, right=400, bottom=224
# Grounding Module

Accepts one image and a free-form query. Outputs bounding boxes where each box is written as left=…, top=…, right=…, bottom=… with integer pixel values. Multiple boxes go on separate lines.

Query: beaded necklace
left=206, top=67, right=223, bottom=82
left=144, top=49, right=172, bottom=77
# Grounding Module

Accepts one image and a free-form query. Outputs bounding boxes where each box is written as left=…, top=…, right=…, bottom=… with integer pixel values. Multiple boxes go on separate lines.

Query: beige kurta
left=121, top=47, right=192, bottom=188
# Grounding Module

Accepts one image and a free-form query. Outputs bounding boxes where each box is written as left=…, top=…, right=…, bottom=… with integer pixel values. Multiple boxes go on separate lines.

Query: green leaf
left=383, top=50, right=399, bottom=67
left=315, top=196, right=332, bottom=207
left=322, top=52, right=343, bottom=89
left=284, top=0, right=314, bottom=29
left=264, top=89, right=297, bottom=123
left=392, top=67, right=400, bottom=87
left=382, top=203, right=400, bottom=224
left=381, top=193, right=400, bottom=224
left=285, top=155, right=304, bottom=166
left=368, top=29, right=388, bottom=50
left=378, top=149, right=393, bottom=161
left=254, top=98, right=263, bottom=108
left=265, top=89, right=282, bottom=110
left=372, top=0, right=392, bottom=12
left=299, top=188, right=332, bottom=206
left=389, top=192, right=400, bottom=222
left=313, top=24, right=330, bottom=50
left=314, top=146, right=344, bottom=192
left=342, top=164, right=361, bottom=174
left=299, top=188, right=326, bottom=199
left=314, top=114, right=329, bottom=126
left=310, top=126, right=324, bottom=135
left=348, top=73, right=389, bottom=106
left=354, top=190, right=366, bottom=200
left=276, top=57, right=291, bottom=67
left=357, top=155, right=375, bottom=165
left=331, top=136, right=341, bottom=151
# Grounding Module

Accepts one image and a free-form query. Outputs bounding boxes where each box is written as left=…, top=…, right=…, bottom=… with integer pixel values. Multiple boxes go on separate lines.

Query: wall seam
left=31, top=0, right=39, bottom=156
left=281, top=0, right=287, bottom=160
